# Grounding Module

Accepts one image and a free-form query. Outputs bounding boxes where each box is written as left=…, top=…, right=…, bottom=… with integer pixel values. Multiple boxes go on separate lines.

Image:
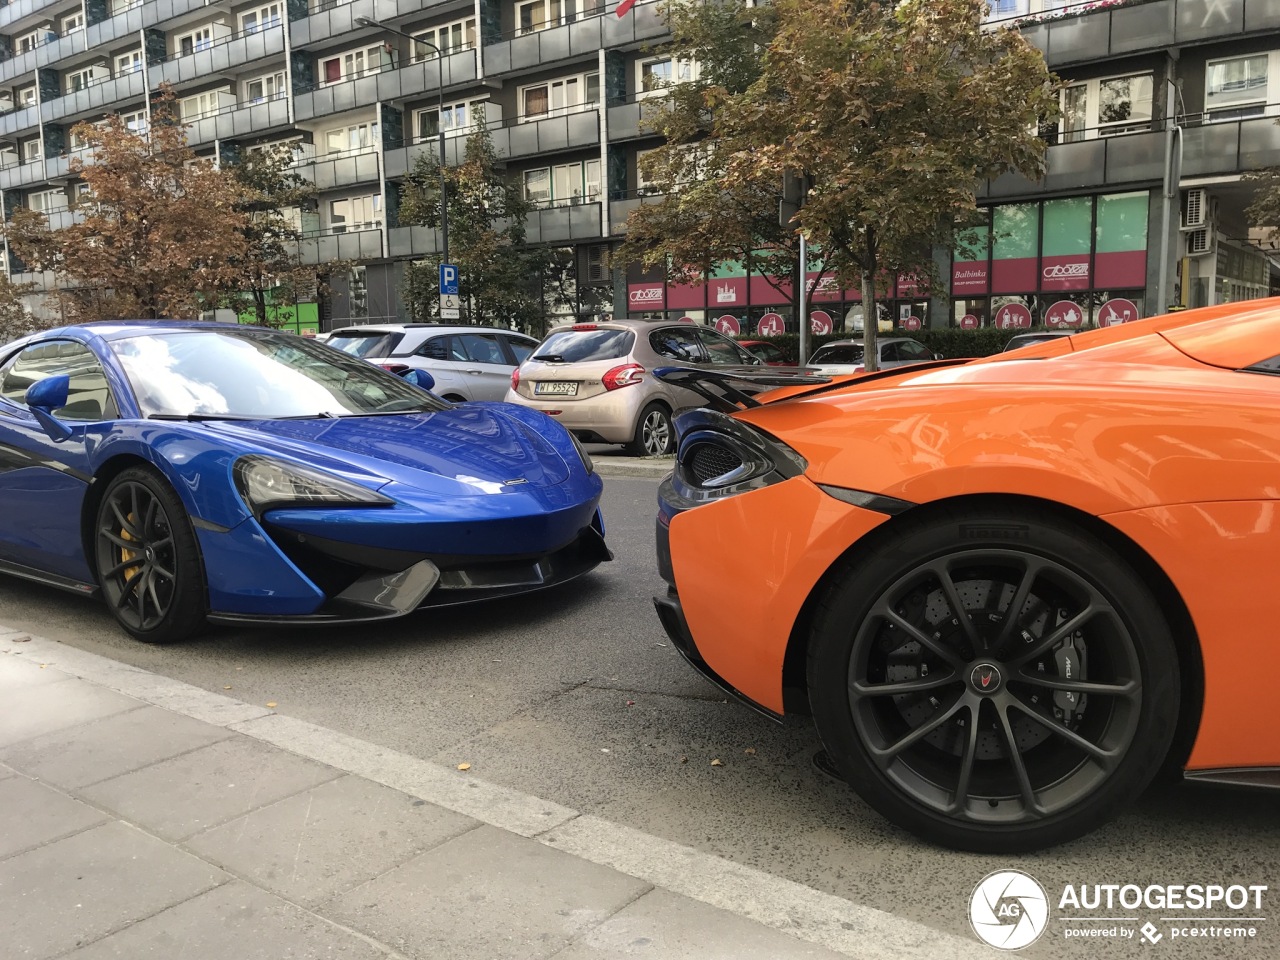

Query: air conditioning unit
left=1182, top=188, right=1207, bottom=229
left=1186, top=227, right=1213, bottom=256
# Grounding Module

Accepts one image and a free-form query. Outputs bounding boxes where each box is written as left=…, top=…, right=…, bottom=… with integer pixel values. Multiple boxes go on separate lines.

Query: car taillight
left=602, top=363, right=644, bottom=391
left=380, top=362, right=411, bottom=376
left=572, top=324, right=598, bottom=331
left=511, top=367, right=521, bottom=390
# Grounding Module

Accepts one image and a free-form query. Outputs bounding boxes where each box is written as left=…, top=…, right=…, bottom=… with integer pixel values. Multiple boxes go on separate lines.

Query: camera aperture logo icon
left=970, top=870, right=1050, bottom=950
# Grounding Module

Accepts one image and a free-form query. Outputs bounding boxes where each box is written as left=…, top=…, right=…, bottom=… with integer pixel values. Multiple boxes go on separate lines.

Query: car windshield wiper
left=148, top=412, right=339, bottom=422
left=532, top=353, right=565, bottom=362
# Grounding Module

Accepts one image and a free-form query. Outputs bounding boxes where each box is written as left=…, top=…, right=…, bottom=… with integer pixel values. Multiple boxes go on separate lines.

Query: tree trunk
left=254, top=287, right=268, bottom=327
left=861, top=226, right=878, bottom=372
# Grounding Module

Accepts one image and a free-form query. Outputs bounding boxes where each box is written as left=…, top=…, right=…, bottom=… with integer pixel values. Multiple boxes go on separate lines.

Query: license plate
left=534, top=381, right=577, bottom=396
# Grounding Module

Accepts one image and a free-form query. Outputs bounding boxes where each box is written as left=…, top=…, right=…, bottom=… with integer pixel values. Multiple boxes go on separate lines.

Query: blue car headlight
left=234, top=456, right=393, bottom=519
left=568, top=431, right=595, bottom=475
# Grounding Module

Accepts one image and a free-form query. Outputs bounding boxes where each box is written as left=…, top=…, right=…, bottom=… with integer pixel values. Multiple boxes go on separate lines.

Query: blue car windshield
left=110, top=329, right=451, bottom=419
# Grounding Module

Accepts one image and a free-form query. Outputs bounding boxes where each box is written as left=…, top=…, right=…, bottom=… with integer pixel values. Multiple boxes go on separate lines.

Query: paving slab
left=78, top=736, right=341, bottom=841
left=187, top=774, right=479, bottom=906
left=323, top=824, right=650, bottom=960
left=0, top=821, right=226, bottom=960
left=548, top=887, right=850, bottom=960
left=58, top=880, right=391, bottom=960
left=0, top=677, right=141, bottom=749
left=0, top=704, right=234, bottom=790
left=0, top=654, right=72, bottom=692
left=0, top=776, right=108, bottom=860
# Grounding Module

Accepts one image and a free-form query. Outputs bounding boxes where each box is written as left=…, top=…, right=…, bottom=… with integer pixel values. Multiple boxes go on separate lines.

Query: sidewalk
left=0, top=630, right=985, bottom=960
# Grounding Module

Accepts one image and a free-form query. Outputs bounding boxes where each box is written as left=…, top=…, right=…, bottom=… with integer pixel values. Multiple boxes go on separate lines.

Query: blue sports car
left=0, top=322, right=609, bottom=643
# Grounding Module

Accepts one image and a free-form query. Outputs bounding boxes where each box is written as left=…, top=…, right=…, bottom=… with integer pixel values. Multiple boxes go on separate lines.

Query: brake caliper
left=1052, top=607, right=1087, bottom=724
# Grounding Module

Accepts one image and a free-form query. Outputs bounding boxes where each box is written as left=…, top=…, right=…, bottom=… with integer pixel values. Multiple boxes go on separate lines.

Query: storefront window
left=991, top=203, right=1038, bottom=293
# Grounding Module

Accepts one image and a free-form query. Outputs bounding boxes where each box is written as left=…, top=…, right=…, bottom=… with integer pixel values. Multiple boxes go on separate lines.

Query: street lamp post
left=355, top=16, right=448, bottom=266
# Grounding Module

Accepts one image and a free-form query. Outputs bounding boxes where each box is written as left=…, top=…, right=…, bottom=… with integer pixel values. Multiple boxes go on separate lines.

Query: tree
left=617, top=0, right=811, bottom=305
left=5, top=93, right=251, bottom=322
left=0, top=274, right=40, bottom=344
left=626, top=0, right=1056, bottom=368
left=222, top=145, right=326, bottom=328
left=399, top=126, right=548, bottom=330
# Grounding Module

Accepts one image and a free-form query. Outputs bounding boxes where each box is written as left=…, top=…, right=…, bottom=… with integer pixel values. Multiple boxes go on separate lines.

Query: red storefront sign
left=715, top=315, right=741, bottom=335
left=708, top=277, right=746, bottom=308
left=1040, top=255, right=1092, bottom=292
left=1094, top=250, right=1147, bottom=290
left=952, top=261, right=989, bottom=295
left=994, top=303, right=1033, bottom=329
left=992, top=258, right=1038, bottom=294
left=899, top=315, right=922, bottom=331
left=666, top=281, right=704, bottom=311
left=810, top=310, right=833, bottom=335
left=959, top=313, right=980, bottom=330
left=627, top=283, right=665, bottom=310
left=757, top=313, right=785, bottom=335
left=1044, top=300, right=1085, bottom=329
left=1098, top=298, right=1140, bottom=326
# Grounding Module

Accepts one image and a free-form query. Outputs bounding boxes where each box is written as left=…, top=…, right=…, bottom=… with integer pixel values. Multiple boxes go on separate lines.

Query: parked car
left=737, top=340, right=790, bottom=366
left=653, top=300, right=1280, bottom=852
left=806, top=337, right=940, bottom=375
left=1002, top=330, right=1078, bottom=352
left=326, top=324, right=539, bottom=402
left=0, top=322, right=607, bottom=643
left=507, top=318, right=766, bottom=456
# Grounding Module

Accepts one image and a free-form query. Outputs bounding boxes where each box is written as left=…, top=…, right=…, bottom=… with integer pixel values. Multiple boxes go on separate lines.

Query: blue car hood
left=204, top=405, right=571, bottom=490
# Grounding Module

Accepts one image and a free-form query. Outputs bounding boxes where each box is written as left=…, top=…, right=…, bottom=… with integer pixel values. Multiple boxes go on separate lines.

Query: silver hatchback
left=506, top=318, right=765, bottom=456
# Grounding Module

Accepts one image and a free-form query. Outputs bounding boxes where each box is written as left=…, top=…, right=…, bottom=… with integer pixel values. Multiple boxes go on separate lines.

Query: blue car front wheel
left=94, top=467, right=206, bottom=644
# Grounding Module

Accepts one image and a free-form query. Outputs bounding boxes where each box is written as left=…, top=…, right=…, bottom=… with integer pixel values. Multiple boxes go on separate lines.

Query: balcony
left=609, top=191, right=662, bottom=235
left=8, top=270, right=58, bottom=292
left=992, top=0, right=1280, bottom=69
left=382, top=135, right=469, bottom=179
left=484, top=4, right=667, bottom=76
left=297, top=225, right=384, bottom=264
left=185, top=94, right=292, bottom=145
left=41, top=71, right=147, bottom=126
left=388, top=223, right=442, bottom=257
left=1, top=0, right=65, bottom=31
left=290, top=0, right=439, bottom=48
left=606, top=96, right=670, bottom=142
left=293, top=49, right=477, bottom=122
left=982, top=127, right=1165, bottom=199
left=82, top=0, right=221, bottom=53
left=0, top=103, right=40, bottom=139
left=525, top=201, right=603, bottom=244
left=490, top=106, right=600, bottom=160
left=294, top=148, right=381, bottom=190
left=150, top=26, right=287, bottom=88
left=0, top=30, right=82, bottom=84
left=0, top=158, right=47, bottom=191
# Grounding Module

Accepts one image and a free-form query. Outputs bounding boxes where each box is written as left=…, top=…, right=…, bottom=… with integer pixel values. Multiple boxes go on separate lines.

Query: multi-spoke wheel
left=627, top=403, right=674, bottom=457
left=808, top=505, right=1180, bottom=852
left=94, top=467, right=206, bottom=643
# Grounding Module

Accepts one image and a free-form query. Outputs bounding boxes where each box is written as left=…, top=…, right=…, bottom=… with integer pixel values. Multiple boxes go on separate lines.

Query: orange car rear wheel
left=808, top=503, right=1179, bottom=852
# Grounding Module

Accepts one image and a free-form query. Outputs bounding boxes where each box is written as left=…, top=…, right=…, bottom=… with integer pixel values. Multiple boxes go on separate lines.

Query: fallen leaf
left=235, top=666, right=243, bottom=671
left=601, top=748, right=611, bottom=753
left=744, top=747, right=757, bottom=756
left=266, top=702, right=277, bottom=708
left=223, top=685, right=232, bottom=690
left=10, top=635, right=30, bottom=643
left=679, top=755, right=688, bottom=764
left=457, top=762, right=471, bottom=771
left=39, top=664, right=47, bottom=669
left=711, top=758, right=724, bottom=767
left=626, top=700, right=635, bottom=706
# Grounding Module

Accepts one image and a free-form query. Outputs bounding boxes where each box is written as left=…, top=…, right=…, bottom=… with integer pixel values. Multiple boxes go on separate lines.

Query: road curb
left=592, top=458, right=672, bottom=479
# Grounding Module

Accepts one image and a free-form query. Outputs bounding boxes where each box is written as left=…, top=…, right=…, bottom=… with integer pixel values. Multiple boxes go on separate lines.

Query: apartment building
left=0, top=0, right=1276, bottom=331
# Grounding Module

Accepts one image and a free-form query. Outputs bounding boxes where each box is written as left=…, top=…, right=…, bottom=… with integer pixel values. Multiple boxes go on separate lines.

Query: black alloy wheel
left=629, top=402, right=674, bottom=457
left=94, top=467, right=206, bottom=643
left=808, top=505, right=1180, bottom=852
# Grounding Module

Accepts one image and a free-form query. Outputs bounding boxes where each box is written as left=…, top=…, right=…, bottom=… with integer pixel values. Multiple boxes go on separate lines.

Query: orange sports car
left=653, top=300, right=1280, bottom=852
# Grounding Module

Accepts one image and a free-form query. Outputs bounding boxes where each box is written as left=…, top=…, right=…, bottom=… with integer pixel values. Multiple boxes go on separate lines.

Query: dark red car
left=737, top=340, right=789, bottom=365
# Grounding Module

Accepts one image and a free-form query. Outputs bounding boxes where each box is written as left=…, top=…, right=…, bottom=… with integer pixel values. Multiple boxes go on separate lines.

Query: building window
left=121, top=110, right=148, bottom=136
left=523, top=159, right=600, bottom=207
left=411, top=17, right=477, bottom=60
left=413, top=98, right=488, bottom=140
left=637, top=56, right=699, bottom=96
left=22, top=138, right=42, bottom=162
left=328, top=196, right=382, bottom=233
left=320, top=44, right=389, bottom=85
left=176, top=26, right=216, bottom=56
left=324, top=121, right=379, bottom=154
left=62, top=12, right=85, bottom=35
left=28, top=190, right=67, bottom=214
left=244, top=71, right=286, bottom=104
left=112, top=0, right=143, bottom=15
left=240, top=2, right=283, bottom=34
left=519, top=72, right=600, bottom=120
left=116, top=50, right=144, bottom=74
left=516, top=0, right=605, bottom=34
left=66, top=66, right=107, bottom=94
left=17, top=29, right=48, bottom=55
left=17, top=85, right=37, bottom=107
left=1055, top=72, right=1153, bottom=140
left=1206, top=55, right=1269, bottom=120
left=181, top=89, right=231, bottom=122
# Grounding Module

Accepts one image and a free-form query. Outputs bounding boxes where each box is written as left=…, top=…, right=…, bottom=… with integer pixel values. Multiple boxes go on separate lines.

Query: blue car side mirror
left=24, top=375, right=73, bottom=443
left=402, top=369, right=436, bottom=392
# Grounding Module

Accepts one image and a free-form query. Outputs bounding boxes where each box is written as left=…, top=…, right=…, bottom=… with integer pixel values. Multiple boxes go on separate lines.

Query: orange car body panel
left=669, top=301, right=1280, bottom=770
left=667, top=477, right=890, bottom=714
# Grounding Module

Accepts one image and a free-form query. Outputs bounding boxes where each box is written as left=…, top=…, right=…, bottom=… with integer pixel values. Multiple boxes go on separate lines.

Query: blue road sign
left=439, top=263, right=459, bottom=296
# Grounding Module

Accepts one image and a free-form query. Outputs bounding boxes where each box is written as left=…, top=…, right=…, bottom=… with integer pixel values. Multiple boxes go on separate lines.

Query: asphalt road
left=1, top=473, right=1277, bottom=958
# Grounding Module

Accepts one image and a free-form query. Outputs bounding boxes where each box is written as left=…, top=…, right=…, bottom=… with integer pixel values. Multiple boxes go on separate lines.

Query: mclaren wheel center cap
left=970, top=662, right=1003, bottom=695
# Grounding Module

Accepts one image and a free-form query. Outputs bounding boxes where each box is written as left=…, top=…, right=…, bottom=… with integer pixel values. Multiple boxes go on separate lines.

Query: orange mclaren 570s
left=653, top=300, right=1280, bottom=853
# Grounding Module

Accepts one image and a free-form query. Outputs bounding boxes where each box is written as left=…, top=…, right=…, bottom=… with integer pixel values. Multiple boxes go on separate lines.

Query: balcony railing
left=294, top=48, right=478, bottom=121
left=484, top=2, right=667, bottom=75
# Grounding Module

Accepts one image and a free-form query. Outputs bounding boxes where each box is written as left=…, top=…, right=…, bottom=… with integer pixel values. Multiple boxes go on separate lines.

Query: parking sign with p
left=439, top=263, right=459, bottom=296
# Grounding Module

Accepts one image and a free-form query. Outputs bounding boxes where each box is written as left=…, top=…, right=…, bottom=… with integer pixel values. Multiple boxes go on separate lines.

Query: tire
left=442, top=394, right=468, bottom=403
left=807, top=503, right=1179, bottom=852
left=626, top=403, right=674, bottom=457
left=93, top=467, right=207, bottom=644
